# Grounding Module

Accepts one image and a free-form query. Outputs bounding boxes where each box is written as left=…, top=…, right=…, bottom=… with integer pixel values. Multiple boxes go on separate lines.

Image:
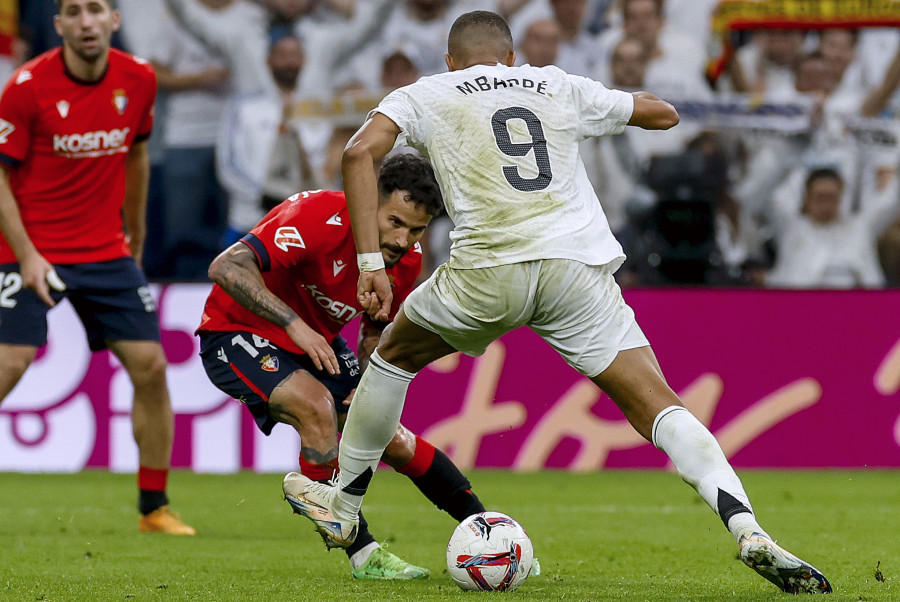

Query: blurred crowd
left=5, top=0, right=900, bottom=288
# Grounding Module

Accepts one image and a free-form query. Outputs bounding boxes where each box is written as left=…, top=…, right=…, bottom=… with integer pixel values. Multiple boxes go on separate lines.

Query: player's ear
left=111, top=9, right=122, bottom=32
left=53, top=15, right=62, bottom=37
left=505, top=50, right=516, bottom=67
left=444, top=53, right=454, bottom=72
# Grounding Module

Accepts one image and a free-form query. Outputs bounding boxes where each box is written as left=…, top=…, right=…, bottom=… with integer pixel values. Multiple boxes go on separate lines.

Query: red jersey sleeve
left=0, top=69, right=36, bottom=166
left=239, top=190, right=337, bottom=271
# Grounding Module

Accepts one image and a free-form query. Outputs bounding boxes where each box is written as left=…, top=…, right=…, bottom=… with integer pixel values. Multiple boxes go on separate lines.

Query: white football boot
left=739, top=532, right=832, bottom=594
left=283, top=472, right=359, bottom=549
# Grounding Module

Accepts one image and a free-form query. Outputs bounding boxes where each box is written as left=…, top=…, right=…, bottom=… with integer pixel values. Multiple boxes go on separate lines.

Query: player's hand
left=20, top=253, right=59, bottom=307
left=357, top=269, right=393, bottom=322
left=125, top=233, right=144, bottom=269
left=286, top=320, right=340, bottom=375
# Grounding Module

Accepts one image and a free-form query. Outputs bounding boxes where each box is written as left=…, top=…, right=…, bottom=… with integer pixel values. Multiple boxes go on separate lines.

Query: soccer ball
left=446, top=512, right=534, bottom=592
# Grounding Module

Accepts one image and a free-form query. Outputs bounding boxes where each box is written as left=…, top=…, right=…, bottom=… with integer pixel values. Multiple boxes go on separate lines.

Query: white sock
left=336, top=349, right=415, bottom=517
left=652, top=406, right=764, bottom=544
left=349, top=542, right=380, bottom=569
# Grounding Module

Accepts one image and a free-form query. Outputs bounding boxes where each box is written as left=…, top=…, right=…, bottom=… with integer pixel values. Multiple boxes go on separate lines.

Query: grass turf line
left=0, top=470, right=896, bottom=601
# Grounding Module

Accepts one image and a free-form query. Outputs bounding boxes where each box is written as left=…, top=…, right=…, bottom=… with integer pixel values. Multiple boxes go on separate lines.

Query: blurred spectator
left=727, top=29, right=807, bottom=100
left=216, top=34, right=323, bottom=244
left=660, top=0, right=720, bottom=53
left=295, top=0, right=393, bottom=97
left=861, top=39, right=900, bottom=118
left=116, top=0, right=170, bottom=278
left=147, top=1, right=233, bottom=280
left=548, top=0, right=599, bottom=76
left=596, top=0, right=708, bottom=96
left=766, top=166, right=899, bottom=288
left=0, top=0, right=26, bottom=86
left=516, top=18, right=560, bottom=67
left=265, top=0, right=355, bottom=22
left=318, top=49, right=421, bottom=189
left=371, top=0, right=460, bottom=79
left=583, top=36, right=697, bottom=236
left=734, top=50, right=860, bottom=229
left=163, top=0, right=274, bottom=95
left=609, top=34, right=646, bottom=88
left=815, top=28, right=868, bottom=116
left=337, top=0, right=534, bottom=94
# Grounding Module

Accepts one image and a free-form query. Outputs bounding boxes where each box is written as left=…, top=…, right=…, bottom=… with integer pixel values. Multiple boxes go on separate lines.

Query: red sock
left=298, top=456, right=339, bottom=482
left=138, top=466, right=168, bottom=492
left=396, top=436, right=436, bottom=478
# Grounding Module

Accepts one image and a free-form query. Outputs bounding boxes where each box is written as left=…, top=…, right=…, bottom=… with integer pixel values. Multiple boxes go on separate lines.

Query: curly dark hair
left=377, top=154, right=444, bottom=217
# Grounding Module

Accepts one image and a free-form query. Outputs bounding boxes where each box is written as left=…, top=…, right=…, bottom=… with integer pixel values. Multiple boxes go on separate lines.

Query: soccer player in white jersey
left=284, top=10, right=832, bottom=595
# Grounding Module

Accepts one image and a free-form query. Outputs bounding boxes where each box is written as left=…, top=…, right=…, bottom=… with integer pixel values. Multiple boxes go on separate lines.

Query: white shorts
left=402, top=259, right=648, bottom=377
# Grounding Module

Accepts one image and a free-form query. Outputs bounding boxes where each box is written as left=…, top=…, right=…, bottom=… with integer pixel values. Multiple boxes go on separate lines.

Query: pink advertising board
left=1, top=285, right=898, bottom=473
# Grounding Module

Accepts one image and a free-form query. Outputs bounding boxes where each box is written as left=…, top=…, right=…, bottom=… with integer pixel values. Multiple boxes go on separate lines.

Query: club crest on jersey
left=112, top=89, right=128, bottom=115
left=274, top=226, right=305, bottom=251
left=259, top=354, right=279, bottom=372
left=56, top=101, right=70, bottom=119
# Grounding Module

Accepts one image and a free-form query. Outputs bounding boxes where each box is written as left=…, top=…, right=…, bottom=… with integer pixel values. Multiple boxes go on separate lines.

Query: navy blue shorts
left=198, top=330, right=361, bottom=435
left=0, top=258, right=161, bottom=351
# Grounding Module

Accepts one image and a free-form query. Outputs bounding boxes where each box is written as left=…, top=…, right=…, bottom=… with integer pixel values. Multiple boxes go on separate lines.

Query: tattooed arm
left=208, top=243, right=339, bottom=375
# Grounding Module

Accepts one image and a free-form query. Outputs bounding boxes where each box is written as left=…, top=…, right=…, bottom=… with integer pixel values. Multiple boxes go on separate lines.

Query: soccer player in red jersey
left=197, top=154, right=487, bottom=579
left=0, top=0, right=194, bottom=535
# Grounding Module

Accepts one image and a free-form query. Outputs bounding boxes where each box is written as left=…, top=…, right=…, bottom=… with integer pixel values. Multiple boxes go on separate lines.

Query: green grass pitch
left=1, top=470, right=897, bottom=601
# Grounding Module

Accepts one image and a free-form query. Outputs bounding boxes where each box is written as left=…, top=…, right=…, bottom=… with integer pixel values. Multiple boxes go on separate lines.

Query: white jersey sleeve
left=373, top=64, right=635, bottom=270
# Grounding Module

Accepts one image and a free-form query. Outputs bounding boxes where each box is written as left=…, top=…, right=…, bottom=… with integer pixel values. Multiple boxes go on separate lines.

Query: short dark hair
left=377, top=154, right=443, bottom=217
left=448, top=11, right=513, bottom=58
left=56, top=0, right=117, bottom=11
left=805, top=167, right=843, bottom=191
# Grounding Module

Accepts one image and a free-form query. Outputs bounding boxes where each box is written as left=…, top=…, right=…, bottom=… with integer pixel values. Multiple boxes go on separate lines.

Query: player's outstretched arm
left=0, top=168, right=55, bottom=306
left=208, top=243, right=340, bottom=375
left=342, top=112, right=402, bottom=321
left=628, top=92, right=680, bottom=130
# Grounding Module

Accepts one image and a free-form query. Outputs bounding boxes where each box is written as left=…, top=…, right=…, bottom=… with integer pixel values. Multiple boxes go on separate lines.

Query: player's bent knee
left=129, top=352, right=169, bottom=387
left=271, top=372, right=337, bottom=435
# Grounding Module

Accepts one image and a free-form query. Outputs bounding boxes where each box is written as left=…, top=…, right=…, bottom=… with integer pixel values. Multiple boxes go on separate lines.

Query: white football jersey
left=374, top=63, right=634, bottom=270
